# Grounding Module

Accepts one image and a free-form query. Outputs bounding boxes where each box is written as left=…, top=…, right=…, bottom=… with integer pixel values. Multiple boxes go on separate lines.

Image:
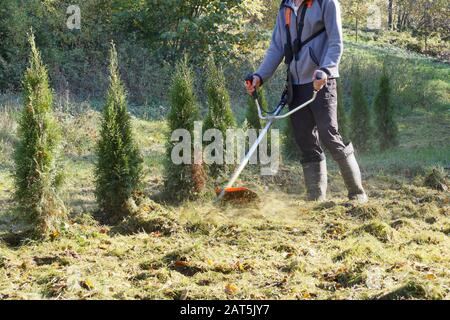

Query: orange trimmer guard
left=215, top=187, right=260, bottom=204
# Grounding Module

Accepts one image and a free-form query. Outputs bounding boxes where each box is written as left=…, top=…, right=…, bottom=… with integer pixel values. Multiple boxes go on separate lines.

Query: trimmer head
left=215, top=187, right=260, bottom=204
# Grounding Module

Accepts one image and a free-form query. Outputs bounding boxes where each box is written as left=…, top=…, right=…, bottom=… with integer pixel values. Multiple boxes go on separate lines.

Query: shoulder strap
left=298, top=3, right=308, bottom=31
left=285, top=6, right=292, bottom=28
left=292, top=4, right=308, bottom=57
left=283, top=0, right=326, bottom=64
left=283, top=6, right=294, bottom=64
left=295, top=1, right=327, bottom=60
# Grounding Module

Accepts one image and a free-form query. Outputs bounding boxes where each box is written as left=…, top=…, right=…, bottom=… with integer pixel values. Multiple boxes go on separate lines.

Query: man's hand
left=245, top=74, right=261, bottom=96
left=313, top=70, right=328, bottom=91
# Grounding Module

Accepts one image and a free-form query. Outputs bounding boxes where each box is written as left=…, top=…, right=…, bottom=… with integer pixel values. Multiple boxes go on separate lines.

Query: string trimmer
left=216, top=72, right=325, bottom=203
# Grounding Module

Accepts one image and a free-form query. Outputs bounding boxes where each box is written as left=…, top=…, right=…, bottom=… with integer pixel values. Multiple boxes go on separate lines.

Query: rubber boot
left=336, top=150, right=368, bottom=203
left=302, top=160, right=327, bottom=201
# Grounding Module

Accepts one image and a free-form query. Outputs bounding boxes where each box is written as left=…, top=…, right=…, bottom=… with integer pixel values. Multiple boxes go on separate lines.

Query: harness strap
left=283, top=0, right=326, bottom=65
left=302, top=28, right=326, bottom=48
left=283, top=6, right=294, bottom=64
left=292, top=4, right=308, bottom=58
left=285, top=6, right=292, bottom=27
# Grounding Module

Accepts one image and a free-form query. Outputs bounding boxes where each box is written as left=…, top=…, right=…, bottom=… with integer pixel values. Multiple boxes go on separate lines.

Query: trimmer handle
left=245, top=74, right=258, bottom=100
left=313, top=70, right=327, bottom=92
left=315, top=70, right=326, bottom=81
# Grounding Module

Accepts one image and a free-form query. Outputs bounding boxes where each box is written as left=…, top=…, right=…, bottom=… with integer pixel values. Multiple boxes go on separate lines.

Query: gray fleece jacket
left=256, top=0, right=344, bottom=85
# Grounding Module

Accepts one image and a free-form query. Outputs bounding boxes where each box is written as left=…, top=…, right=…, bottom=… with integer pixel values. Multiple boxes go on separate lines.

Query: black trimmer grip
left=315, top=70, right=326, bottom=81
left=245, top=74, right=258, bottom=100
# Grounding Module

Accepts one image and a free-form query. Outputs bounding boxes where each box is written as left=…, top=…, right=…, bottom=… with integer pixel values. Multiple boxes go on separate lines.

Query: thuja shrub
left=14, top=32, right=65, bottom=236
left=246, top=87, right=268, bottom=130
left=95, top=42, right=143, bottom=223
left=350, top=72, right=373, bottom=152
left=164, top=57, right=207, bottom=202
left=203, top=57, right=236, bottom=179
left=374, top=69, right=398, bottom=151
left=337, top=78, right=350, bottom=142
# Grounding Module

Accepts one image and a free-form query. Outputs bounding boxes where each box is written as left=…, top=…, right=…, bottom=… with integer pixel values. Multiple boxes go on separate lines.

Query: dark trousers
left=289, top=79, right=352, bottom=164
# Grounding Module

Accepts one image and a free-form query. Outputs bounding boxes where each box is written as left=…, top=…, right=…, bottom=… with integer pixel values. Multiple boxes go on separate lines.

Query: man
left=246, top=0, right=368, bottom=203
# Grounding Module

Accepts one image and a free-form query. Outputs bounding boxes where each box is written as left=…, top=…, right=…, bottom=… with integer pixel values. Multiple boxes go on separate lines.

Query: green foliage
left=164, top=57, right=206, bottom=202
left=1, top=0, right=448, bottom=111
left=0, top=0, right=269, bottom=99
left=204, top=58, right=236, bottom=132
left=118, top=0, right=265, bottom=64
left=378, top=31, right=449, bottom=61
left=374, top=68, right=398, bottom=151
left=13, top=32, right=65, bottom=235
left=0, top=0, right=115, bottom=94
left=0, top=0, right=30, bottom=90
left=203, top=57, right=236, bottom=179
left=340, top=42, right=450, bottom=117
left=95, top=43, right=143, bottom=223
left=337, top=78, right=350, bottom=143
left=350, top=71, right=373, bottom=152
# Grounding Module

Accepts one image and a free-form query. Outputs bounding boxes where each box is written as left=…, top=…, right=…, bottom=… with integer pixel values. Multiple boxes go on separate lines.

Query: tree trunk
left=397, top=9, right=403, bottom=31
left=356, top=18, right=358, bottom=42
left=388, top=0, right=393, bottom=30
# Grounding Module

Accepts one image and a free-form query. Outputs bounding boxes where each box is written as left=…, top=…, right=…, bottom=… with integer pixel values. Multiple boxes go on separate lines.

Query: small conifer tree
left=350, top=72, right=373, bottom=152
left=283, top=120, right=302, bottom=161
left=374, top=70, right=398, bottom=151
left=203, top=57, right=236, bottom=178
left=337, top=78, right=350, bottom=142
left=95, top=42, right=143, bottom=223
left=245, top=86, right=271, bottom=159
left=246, top=87, right=268, bottom=130
left=14, top=32, right=65, bottom=235
left=164, top=57, right=206, bottom=201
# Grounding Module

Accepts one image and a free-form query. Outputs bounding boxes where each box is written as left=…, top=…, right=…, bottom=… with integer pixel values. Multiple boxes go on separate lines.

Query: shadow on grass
left=0, top=213, right=35, bottom=249
left=375, top=280, right=445, bottom=300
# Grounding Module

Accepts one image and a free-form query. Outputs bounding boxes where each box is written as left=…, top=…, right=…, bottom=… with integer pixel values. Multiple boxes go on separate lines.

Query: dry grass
left=0, top=181, right=448, bottom=300
left=0, top=98, right=449, bottom=300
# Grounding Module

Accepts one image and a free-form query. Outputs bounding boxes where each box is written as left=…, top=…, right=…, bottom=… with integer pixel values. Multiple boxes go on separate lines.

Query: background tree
left=95, top=42, right=143, bottom=223
left=164, top=57, right=206, bottom=202
left=14, top=32, right=65, bottom=236
left=1, top=0, right=448, bottom=102
left=283, top=121, right=302, bottom=161
left=350, top=72, right=373, bottom=152
left=203, top=57, right=236, bottom=179
left=341, top=0, right=369, bottom=42
left=245, top=86, right=272, bottom=162
left=388, top=0, right=394, bottom=30
left=374, top=68, right=398, bottom=151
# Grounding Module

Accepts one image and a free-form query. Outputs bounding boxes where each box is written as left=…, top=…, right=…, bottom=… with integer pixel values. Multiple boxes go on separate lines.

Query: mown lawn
left=0, top=171, right=449, bottom=299
left=0, top=107, right=449, bottom=300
